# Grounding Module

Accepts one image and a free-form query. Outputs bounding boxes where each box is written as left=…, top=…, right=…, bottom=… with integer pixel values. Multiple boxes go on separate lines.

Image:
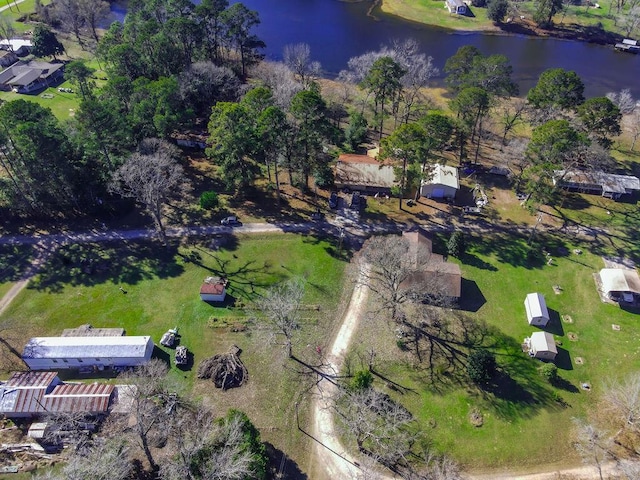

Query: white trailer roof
left=22, top=336, right=152, bottom=359
left=600, top=268, right=640, bottom=295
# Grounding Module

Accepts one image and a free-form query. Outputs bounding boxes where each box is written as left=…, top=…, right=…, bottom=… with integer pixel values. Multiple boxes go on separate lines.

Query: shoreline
left=378, top=0, right=624, bottom=47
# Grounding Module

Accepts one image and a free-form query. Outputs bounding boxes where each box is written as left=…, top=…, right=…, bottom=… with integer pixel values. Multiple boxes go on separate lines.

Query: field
left=0, top=233, right=351, bottom=474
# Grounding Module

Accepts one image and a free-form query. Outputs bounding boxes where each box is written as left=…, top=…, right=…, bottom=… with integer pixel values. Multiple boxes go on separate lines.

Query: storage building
left=524, top=292, right=550, bottom=327
left=528, top=332, right=557, bottom=361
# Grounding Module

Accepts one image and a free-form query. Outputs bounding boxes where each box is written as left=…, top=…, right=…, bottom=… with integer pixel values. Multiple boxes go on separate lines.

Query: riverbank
left=380, top=0, right=624, bottom=46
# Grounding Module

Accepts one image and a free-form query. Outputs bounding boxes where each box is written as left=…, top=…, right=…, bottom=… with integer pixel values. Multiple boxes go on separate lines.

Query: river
left=109, top=0, right=640, bottom=98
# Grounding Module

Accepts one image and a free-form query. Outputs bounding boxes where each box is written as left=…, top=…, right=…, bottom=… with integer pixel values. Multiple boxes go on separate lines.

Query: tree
left=527, top=68, right=585, bottom=111
left=333, top=387, right=416, bottom=469
left=159, top=407, right=267, bottom=480
left=487, top=0, right=509, bottom=22
left=207, top=102, right=259, bottom=190
left=0, top=17, right=17, bottom=49
left=257, top=105, right=288, bottom=204
left=380, top=122, right=427, bottom=209
left=629, top=108, right=640, bottom=151
left=498, top=98, right=527, bottom=146
left=603, top=373, right=640, bottom=433
left=79, top=0, right=111, bottom=43
left=572, top=419, right=612, bottom=480
left=620, top=6, right=640, bottom=37
left=606, top=88, right=636, bottom=115
left=109, top=138, right=185, bottom=244
left=195, top=0, right=229, bottom=63
left=361, top=56, right=406, bottom=139
left=447, top=231, right=466, bottom=258
left=65, top=60, right=96, bottom=101
left=577, top=96, right=622, bottom=149
left=178, top=62, right=241, bottom=117
left=351, top=369, right=374, bottom=391
left=343, top=110, right=369, bottom=152
left=283, top=43, right=321, bottom=89
left=450, top=87, right=492, bottom=163
left=415, top=113, right=454, bottom=197
left=533, top=0, right=564, bottom=28
left=253, top=278, right=305, bottom=359
left=467, top=349, right=496, bottom=385
left=445, top=46, right=517, bottom=97
left=31, top=24, right=65, bottom=60
left=539, top=363, right=558, bottom=384
left=221, top=3, right=265, bottom=78
left=54, top=0, right=85, bottom=46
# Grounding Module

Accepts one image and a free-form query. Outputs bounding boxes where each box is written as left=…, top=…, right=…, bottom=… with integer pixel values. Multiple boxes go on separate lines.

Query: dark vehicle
left=350, top=191, right=362, bottom=209
left=329, top=192, right=339, bottom=209
left=221, top=216, right=241, bottom=226
left=175, top=346, right=188, bottom=366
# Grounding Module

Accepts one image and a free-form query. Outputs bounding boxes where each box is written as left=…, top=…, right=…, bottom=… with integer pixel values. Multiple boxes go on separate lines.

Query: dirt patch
left=602, top=256, right=636, bottom=269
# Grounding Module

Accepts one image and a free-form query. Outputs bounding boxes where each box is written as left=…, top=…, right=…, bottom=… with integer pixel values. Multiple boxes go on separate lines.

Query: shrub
left=350, top=369, right=374, bottom=391
left=539, top=363, right=558, bottom=384
left=313, top=163, right=334, bottom=188
left=200, top=191, right=219, bottom=210
left=467, top=349, right=496, bottom=385
left=487, top=0, right=509, bottom=22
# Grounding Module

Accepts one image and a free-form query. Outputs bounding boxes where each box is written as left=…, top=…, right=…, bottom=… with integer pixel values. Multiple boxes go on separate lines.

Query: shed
left=200, top=276, right=227, bottom=302
left=599, top=268, right=640, bottom=303
left=334, top=154, right=397, bottom=194
left=446, top=0, right=468, bottom=14
left=22, top=336, right=154, bottom=370
left=528, top=331, right=557, bottom=361
left=420, top=164, right=459, bottom=199
left=524, top=292, right=550, bottom=327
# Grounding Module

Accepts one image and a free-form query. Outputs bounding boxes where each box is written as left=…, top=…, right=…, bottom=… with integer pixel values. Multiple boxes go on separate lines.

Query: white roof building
left=524, top=292, right=550, bottom=327
left=22, top=336, right=154, bottom=370
left=599, top=268, right=640, bottom=303
left=420, top=164, right=459, bottom=199
left=528, top=332, right=557, bottom=361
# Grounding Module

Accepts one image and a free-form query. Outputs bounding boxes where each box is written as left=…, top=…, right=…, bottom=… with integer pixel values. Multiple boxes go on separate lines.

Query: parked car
left=329, top=192, right=338, bottom=209
left=221, top=216, right=241, bottom=226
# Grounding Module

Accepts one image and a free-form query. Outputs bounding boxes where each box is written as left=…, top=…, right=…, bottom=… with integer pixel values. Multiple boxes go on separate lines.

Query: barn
left=524, top=292, right=550, bottom=327
left=527, top=332, right=557, bottom=361
left=420, top=164, right=459, bottom=199
left=22, top=336, right=154, bottom=370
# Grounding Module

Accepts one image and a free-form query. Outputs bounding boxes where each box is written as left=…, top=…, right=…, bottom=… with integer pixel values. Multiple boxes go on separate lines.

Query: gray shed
left=524, top=292, right=550, bottom=327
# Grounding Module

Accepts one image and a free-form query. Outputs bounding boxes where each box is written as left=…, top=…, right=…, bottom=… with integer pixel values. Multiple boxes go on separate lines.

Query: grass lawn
left=382, top=0, right=497, bottom=31
left=0, top=233, right=350, bottom=474
left=349, top=229, right=640, bottom=471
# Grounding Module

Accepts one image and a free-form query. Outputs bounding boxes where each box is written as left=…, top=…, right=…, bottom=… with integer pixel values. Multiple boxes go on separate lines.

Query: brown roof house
left=200, top=276, right=228, bottom=302
left=334, top=154, right=397, bottom=194
left=0, top=60, right=64, bottom=94
left=0, top=371, right=115, bottom=419
left=400, top=229, right=462, bottom=302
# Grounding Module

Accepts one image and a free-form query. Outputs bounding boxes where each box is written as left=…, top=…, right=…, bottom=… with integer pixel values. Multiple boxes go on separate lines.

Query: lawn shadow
left=461, top=252, right=498, bottom=271
left=466, top=231, right=547, bottom=269
left=0, top=244, right=42, bottom=282
left=542, top=309, right=565, bottom=336
left=552, top=375, right=579, bottom=393
left=30, top=240, right=185, bottom=292
left=458, top=278, right=486, bottom=313
left=265, top=442, right=308, bottom=480
left=152, top=346, right=171, bottom=365
left=554, top=347, right=573, bottom=371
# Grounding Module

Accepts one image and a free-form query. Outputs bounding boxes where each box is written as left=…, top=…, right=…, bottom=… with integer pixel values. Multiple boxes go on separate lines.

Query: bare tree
left=333, top=387, right=417, bottom=470
left=160, top=406, right=260, bottom=480
left=250, top=61, right=302, bottom=109
left=54, top=0, right=86, bottom=46
left=498, top=98, right=527, bottom=147
left=0, top=17, right=16, bottom=47
left=572, top=418, right=613, bottom=480
left=283, top=43, right=322, bottom=89
left=620, top=6, right=640, bottom=37
left=253, top=278, right=305, bottom=358
left=109, top=138, right=185, bottom=244
left=604, top=373, right=640, bottom=432
left=606, top=88, right=636, bottom=115
left=78, top=0, right=111, bottom=43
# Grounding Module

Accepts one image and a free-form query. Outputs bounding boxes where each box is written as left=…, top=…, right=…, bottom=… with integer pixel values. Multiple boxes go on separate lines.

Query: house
left=420, top=164, right=459, bottom=200
left=0, top=50, right=17, bottom=67
left=22, top=336, right=155, bottom=370
left=0, top=38, right=33, bottom=56
left=400, top=229, right=462, bottom=300
left=0, top=371, right=115, bottom=419
left=598, top=268, right=640, bottom=303
left=524, top=292, right=550, bottom=327
left=200, top=276, right=228, bottom=302
left=446, top=0, right=468, bottom=14
left=0, top=60, right=64, bottom=94
left=526, top=332, right=557, bottom=361
left=554, top=170, right=640, bottom=201
left=334, top=154, right=397, bottom=194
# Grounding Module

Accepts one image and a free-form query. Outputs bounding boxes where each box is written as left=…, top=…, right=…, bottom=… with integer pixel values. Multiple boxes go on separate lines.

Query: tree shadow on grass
left=30, top=240, right=185, bottom=293
left=264, top=442, right=308, bottom=480
left=458, top=278, right=486, bottom=312
left=466, top=231, right=548, bottom=269
left=0, top=244, right=40, bottom=282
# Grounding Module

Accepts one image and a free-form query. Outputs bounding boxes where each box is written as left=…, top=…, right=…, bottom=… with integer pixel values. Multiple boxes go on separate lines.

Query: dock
left=614, top=38, right=640, bottom=54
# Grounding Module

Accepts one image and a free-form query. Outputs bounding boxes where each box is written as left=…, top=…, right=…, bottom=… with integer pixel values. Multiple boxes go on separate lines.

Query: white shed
left=524, top=292, right=550, bottom=327
left=420, top=164, right=459, bottom=199
left=22, top=336, right=154, bottom=370
left=529, top=332, right=557, bottom=361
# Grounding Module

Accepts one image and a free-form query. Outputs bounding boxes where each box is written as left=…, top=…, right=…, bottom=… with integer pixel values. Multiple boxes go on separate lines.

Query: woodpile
left=197, top=345, right=248, bottom=390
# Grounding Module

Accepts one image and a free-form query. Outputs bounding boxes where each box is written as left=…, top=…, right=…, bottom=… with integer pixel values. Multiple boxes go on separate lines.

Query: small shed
left=200, top=276, right=227, bottom=302
left=528, top=331, right=557, bottom=361
left=524, top=292, right=550, bottom=327
left=599, top=268, right=640, bottom=303
left=446, top=0, right=468, bottom=14
left=420, top=164, right=459, bottom=199
left=22, top=336, right=154, bottom=370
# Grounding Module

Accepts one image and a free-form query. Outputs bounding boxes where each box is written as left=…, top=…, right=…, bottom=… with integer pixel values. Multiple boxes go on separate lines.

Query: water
left=111, top=0, right=640, bottom=98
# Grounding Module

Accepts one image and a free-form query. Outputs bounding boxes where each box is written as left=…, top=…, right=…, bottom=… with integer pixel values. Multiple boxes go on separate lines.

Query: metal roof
left=22, top=336, right=153, bottom=360
left=530, top=332, right=557, bottom=354
left=4, top=371, right=59, bottom=389
left=600, top=268, right=640, bottom=295
left=425, top=164, right=459, bottom=190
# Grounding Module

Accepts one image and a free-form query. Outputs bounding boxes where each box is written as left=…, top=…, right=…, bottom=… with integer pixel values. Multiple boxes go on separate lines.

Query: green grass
left=382, top=0, right=496, bottom=31
left=0, top=83, right=80, bottom=120
left=0, top=0, right=52, bottom=34
left=353, top=231, right=640, bottom=470
left=0, top=233, right=349, bottom=472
